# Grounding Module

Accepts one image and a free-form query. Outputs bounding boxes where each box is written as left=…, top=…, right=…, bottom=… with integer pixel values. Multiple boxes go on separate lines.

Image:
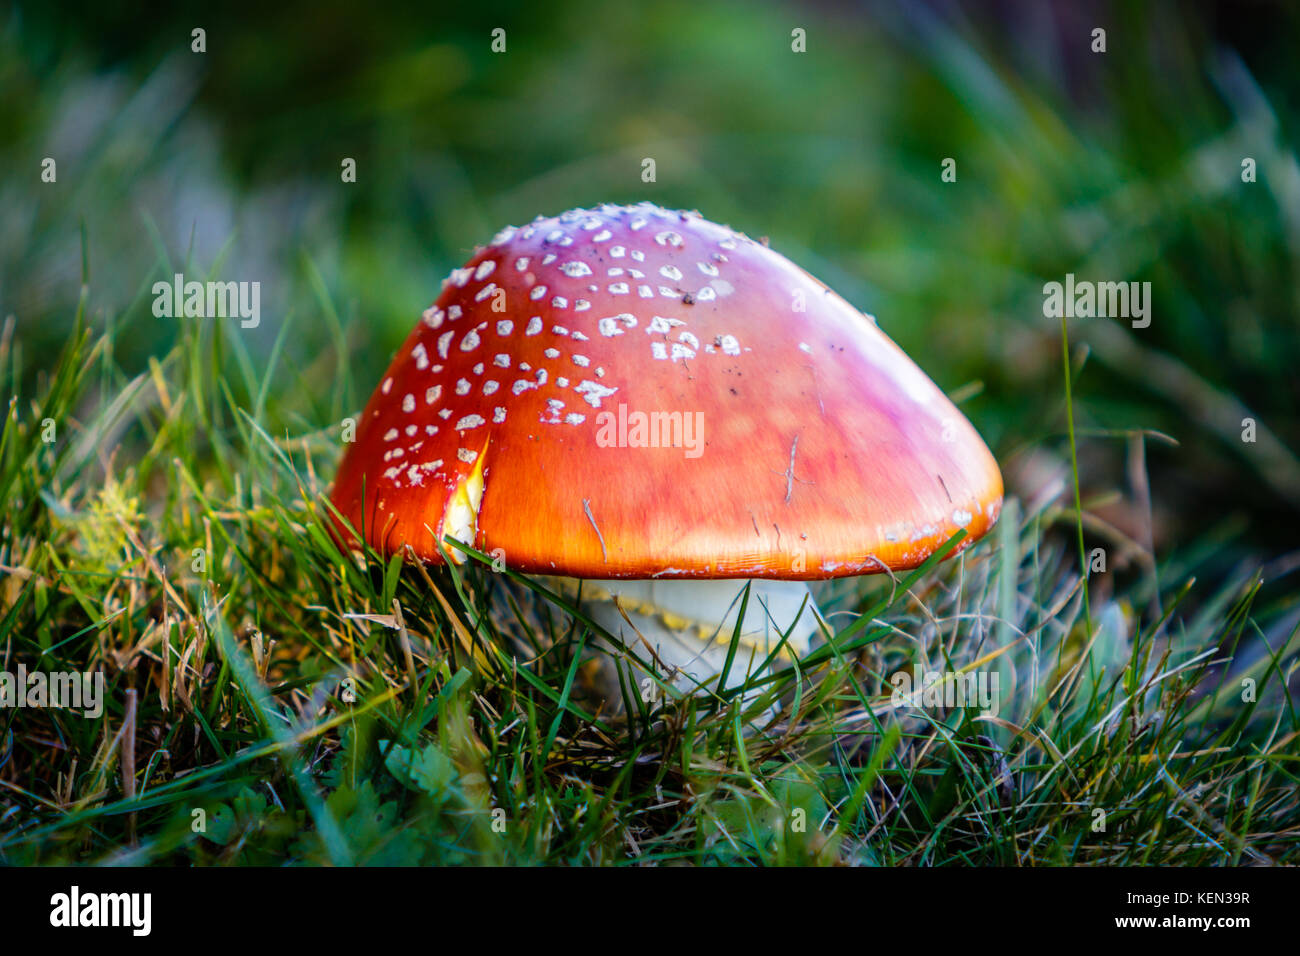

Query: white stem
left=540, top=576, right=823, bottom=698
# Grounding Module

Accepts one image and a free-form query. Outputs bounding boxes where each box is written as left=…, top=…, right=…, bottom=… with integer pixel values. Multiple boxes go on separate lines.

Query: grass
left=1, top=261, right=1297, bottom=866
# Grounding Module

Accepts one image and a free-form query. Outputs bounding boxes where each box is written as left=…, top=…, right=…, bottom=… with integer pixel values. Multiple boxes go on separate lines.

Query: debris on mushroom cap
left=329, top=202, right=1003, bottom=579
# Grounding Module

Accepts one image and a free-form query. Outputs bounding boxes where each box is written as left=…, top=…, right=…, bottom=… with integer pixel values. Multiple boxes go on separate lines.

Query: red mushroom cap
left=330, top=202, right=1002, bottom=579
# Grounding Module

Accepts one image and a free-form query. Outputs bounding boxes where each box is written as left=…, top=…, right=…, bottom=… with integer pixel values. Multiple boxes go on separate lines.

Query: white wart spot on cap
left=541, top=398, right=566, bottom=423
left=575, top=380, right=618, bottom=408
left=599, top=313, right=636, bottom=336
left=647, top=315, right=685, bottom=335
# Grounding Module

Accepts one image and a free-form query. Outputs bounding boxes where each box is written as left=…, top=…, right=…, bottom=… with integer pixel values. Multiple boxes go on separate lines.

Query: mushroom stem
left=542, top=576, right=823, bottom=702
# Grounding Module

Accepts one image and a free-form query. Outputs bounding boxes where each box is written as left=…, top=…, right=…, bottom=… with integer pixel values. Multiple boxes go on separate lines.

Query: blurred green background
left=3, top=0, right=1298, bottom=573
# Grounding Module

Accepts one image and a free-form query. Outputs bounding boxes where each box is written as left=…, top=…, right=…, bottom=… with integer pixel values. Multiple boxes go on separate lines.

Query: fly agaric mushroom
left=330, top=203, right=1002, bottom=698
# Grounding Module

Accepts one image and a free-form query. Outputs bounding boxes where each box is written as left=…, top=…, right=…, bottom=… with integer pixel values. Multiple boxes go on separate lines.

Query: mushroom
left=330, top=203, right=1002, bottom=701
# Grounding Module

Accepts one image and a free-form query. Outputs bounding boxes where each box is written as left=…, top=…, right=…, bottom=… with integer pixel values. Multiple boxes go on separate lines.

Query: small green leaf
left=382, top=740, right=457, bottom=796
